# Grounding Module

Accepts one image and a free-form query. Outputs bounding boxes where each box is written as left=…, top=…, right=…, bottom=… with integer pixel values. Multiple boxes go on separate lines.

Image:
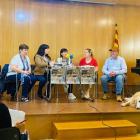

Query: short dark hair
left=60, top=48, right=68, bottom=57
left=19, top=44, right=29, bottom=50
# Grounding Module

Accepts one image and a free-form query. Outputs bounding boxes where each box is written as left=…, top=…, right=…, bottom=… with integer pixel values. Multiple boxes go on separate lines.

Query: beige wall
left=0, top=0, right=140, bottom=85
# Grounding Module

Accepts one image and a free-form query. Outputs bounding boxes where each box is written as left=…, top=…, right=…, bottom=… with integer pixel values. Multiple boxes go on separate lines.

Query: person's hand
left=15, top=122, right=26, bottom=134
left=112, top=71, right=116, bottom=76
left=50, top=61, right=55, bottom=66
left=75, top=60, right=79, bottom=66
left=109, top=71, right=116, bottom=77
left=23, top=71, right=30, bottom=76
left=109, top=72, right=113, bottom=77
left=28, top=71, right=31, bottom=75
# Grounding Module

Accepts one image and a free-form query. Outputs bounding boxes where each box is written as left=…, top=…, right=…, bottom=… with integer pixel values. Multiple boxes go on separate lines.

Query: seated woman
left=57, top=48, right=76, bottom=99
left=7, top=44, right=36, bottom=102
left=79, top=48, right=98, bottom=99
left=34, top=44, right=54, bottom=99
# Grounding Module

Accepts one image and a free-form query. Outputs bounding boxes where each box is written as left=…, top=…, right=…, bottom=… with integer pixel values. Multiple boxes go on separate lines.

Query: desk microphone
left=66, top=54, right=70, bottom=59
left=70, top=54, right=73, bottom=59
left=66, top=54, right=70, bottom=65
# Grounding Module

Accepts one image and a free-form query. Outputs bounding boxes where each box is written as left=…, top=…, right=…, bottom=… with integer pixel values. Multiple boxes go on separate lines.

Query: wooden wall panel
left=55, top=2, right=70, bottom=60
left=94, top=5, right=109, bottom=82
left=82, top=4, right=96, bottom=58
left=43, top=2, right=57, bottom=61
left=121, top=6, right=134, bottom=85
left=134, top=7, right=140, bottom=85
left=69, top=3, right=83, bottom=64
left=0, top=0, right=15, bottom=65
left=28, top=1, right=44, bottom=64
left=1, top=0, right=140, bottom=86
left=13, top=0, right=29, bottom=55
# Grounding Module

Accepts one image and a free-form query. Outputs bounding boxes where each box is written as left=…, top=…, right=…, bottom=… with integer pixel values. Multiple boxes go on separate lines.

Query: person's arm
left=10, top=65, right=30, bottom=76
left=35, top=55, right=50, bottom=68
left=28, top=65, right=31, bottom=74
left=94, top=66, right=98, bottom=73
left=57, top=58, right=60, bottom=63
left=102, top=59, right=110, bottom=75
left=115, top=58, right=127, bottom=75
left=79, top=59, right=83, bottom=66
left=93, top=58, right=98, bottom=73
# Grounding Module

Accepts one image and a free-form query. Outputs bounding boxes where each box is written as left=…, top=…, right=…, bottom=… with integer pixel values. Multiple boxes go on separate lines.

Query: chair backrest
left=0, top=127, right=21, bottom=140
left=0, top=65, right=1, bottom=74
left=1, top=64, right=9, bottom=79
left=31, top=65, right=35, bottom=75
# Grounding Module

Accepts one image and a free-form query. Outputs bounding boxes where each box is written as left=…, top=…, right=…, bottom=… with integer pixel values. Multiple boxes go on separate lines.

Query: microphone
left=66, top=54, right=70, bottom=59
left=70, top=54, right=73, bottom=59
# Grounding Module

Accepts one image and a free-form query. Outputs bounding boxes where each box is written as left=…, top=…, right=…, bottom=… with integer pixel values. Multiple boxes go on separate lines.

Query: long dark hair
left=60, top=48, right=68, bottom=58
left=34, top=44, right=51, bottom=61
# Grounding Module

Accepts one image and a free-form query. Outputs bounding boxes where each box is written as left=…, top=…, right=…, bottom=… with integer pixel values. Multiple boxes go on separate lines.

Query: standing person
left=7, top=44, right=36, bottom=102
left=34, top=44, right=54, bottom=99
left=57, top=48, right=76, bottom=99
left=79, top=48, right=98, bottom=99
left=100, top=47, right=127, bottom=102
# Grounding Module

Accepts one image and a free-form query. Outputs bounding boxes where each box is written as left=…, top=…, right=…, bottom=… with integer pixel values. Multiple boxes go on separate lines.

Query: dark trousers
left=35, top=75, right=47, bottom=94
left=35, top=72, right=53, bottom=94
left=68, top=84, right=73, bottom=93
left=7, top=74, right=36, bottom=98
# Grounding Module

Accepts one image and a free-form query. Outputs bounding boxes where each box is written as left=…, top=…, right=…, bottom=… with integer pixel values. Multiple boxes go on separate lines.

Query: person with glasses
left=100, top=47, right=127, bottom=102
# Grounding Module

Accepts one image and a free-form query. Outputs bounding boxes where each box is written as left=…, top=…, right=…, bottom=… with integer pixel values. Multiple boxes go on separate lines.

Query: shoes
left=44, top=92, right=50, bottom=98
left=21, top=97, right=29, bottom=102
left=101, top=93, right=109, bottom=100
left=116, top=95, right=122, bottom=102
left=84, top=91, right=90, bottom=99
left=81, top=91, right=90, bottom=100
left=37, top=93, right=43, bottom=99
left=68, top=93, right=76, bottom=99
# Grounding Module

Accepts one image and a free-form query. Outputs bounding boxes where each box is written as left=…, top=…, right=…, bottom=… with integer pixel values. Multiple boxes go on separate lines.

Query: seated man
left=100, top=47, right=127, bottom=102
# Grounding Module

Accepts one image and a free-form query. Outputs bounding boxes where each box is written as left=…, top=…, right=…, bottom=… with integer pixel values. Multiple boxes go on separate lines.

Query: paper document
left=9, top=109, right=25, bottom=126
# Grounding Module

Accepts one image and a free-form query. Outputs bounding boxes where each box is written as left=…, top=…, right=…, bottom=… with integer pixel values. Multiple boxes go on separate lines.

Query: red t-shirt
left=79, top=58, right=98, bottom=66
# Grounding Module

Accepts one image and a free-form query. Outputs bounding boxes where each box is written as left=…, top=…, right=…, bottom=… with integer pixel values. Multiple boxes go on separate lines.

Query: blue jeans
left=7, top=74, right=36, bottom=98
left=35, top=72, right=53, bottom=94
left=100, top=74, right=125, bottom=95
left=35, top=75, right=47, bottom=94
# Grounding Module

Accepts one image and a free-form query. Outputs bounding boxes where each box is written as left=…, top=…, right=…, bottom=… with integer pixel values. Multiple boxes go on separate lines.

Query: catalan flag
left=114, top=24, right=119, bottom=48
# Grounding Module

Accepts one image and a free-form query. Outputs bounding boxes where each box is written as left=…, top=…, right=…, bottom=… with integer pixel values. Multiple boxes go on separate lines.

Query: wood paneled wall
left=0, top=0, right=140, bottom=85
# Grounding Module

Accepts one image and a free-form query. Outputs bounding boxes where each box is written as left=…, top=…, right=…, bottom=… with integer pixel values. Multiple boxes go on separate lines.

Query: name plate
left=51, top=66, right=66, bottom=84
left=80, top=66, right=95, bottom=84
left=66, top=66, right=80, bottom=84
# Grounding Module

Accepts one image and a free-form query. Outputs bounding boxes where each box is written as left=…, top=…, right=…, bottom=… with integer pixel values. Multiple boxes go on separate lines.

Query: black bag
left=0, top=65, right=2, bottom=99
